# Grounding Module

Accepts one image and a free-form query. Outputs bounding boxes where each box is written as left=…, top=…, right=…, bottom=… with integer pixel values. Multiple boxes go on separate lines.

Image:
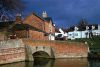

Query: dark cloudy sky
left=23, top=0, right=100, bottom=28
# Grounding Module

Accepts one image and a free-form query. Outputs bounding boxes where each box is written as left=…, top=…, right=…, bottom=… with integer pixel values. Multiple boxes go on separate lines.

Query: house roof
left=67, top=24, right=99, bottom=32
left=32, top=12, right=55, bottom=25
left=0, top=21, right=14, bottom=29
left=11, top=24, right=46, bottom=33
left=44, top=17, right=53, bottom=22
left=32, top=12, right=45, bottom=21
left=23, top=12, right=55, bottom=28
left=87, top=24, right=98, bottom=30
left=44, top=17, right=55, bottom=27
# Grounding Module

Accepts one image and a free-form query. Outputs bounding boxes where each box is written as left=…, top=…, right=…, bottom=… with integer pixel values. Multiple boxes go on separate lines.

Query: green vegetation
left=68, top=36, right=100, bottom=58
left=68, top=36, right=100, bottom=49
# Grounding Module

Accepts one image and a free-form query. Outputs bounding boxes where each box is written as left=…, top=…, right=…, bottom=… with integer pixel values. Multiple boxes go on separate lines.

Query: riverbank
left=68, top=36, right=100, bottom=58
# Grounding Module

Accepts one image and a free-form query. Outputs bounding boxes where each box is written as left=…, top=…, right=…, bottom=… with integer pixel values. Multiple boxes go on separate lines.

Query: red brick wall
left=0, top=47, right=25, bottom=64
left=23, top=13, right=55, bottom=34
left=44, top=21, right=50, bottom=33
left=23, top=13, right=44, bottom=31
left=15, top=15, right=22, bottom=24
left=29, top=30, right=48, bottom=40
left=0, top=33, right=5, bottom=40
left=14, top=30, right=27, bottom=38
left=14, top=13, right=55, bottom=40
left=52, top=25, right=55, bottom=33
left=44, top=21, right=55, bottom=33
left=23, top=39, right=88, bottom=58
left=14, top=30, right=49, bottom=40
left=0, top=39, right=25, bottom=64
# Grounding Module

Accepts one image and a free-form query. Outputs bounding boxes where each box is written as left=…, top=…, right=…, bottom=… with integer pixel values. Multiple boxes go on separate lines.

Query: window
left=93, top=32, right=96, bottom=35
left=68, top=34, right=72, bottom=36
left=74, top=33, right=78, bottom=36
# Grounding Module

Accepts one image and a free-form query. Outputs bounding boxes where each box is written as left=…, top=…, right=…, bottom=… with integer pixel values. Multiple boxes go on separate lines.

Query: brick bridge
left=23, top=39, right=88, bottom=61
left=0, top=39, right=88, bottom=64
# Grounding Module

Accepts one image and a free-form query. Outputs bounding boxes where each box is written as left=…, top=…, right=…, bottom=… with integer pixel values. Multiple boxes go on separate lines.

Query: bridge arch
left=32, top=51, right=51, bottom=58
left=25, top=45, right=55, bottom=61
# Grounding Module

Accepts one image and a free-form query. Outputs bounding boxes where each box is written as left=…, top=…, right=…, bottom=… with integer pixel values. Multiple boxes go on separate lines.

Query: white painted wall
left=68, top=31, right=82, bottom=40
left=55, top=28, right=68, bottom=40
left=59, top=28, right=64, bottom=34
left=81, top=31, right=89, bottom=38
left=98, top=25, right=100, bottom=30
left=92, top=30, right=100, bottom=35
left=49, top=34, right=55, bottom=40
left=68, top=30, right=100, bottom=40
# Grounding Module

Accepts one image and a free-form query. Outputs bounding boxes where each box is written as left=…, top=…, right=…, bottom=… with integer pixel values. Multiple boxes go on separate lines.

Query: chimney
left=92, top=25, right=95, bottom=30
left=42, top=11, right=48, bottom=18
left=86, top=26, right=89, bottom=30
left=74, top=26, right=78, bottom=31
left=15, top=13, right=22, bottom=24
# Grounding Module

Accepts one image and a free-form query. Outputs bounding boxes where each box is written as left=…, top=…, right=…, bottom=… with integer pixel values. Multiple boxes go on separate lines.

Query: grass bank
left=68, top=36, right=100, bottom=58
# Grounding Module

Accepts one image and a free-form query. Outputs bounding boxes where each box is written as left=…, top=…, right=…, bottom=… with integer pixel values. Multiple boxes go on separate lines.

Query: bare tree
left=0, top=0, right=24, bottom=19
left=77, top=19, right=88, bottom=31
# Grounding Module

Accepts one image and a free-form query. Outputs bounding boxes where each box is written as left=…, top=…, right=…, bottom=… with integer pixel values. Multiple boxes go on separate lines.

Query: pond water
left=0, top=58, right=100, bottom=67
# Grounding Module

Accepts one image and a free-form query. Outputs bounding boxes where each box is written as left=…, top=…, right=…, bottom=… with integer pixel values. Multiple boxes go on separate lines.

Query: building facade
left=0, top=11, right=55, bottom=40
left=14, top=12, right=55, bottom=40
left=68, top=25, right=100, bottom=40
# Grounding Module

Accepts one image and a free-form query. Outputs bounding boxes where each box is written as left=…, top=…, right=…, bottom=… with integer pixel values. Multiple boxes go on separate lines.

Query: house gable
left=23, top=13, right=45, bottom=31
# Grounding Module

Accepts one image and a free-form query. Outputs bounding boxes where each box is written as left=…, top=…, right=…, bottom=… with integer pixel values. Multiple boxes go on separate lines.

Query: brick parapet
left=0, top=39, right=88, bottom=64
left=0, top=39, right=26, bottom=64
left=23, top=39, right=88, bottom=58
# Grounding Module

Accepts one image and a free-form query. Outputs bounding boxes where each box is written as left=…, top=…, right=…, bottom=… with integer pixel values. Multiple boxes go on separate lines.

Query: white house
left=55, top=28, right=68, bottom=40
left=68, top=24, right=100, bottom=40
left=68, top=30, right=89, bottom=40
left=48, top=34, right=55, bottom=40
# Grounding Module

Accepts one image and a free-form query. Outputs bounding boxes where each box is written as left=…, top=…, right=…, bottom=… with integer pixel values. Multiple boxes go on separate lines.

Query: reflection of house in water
left=68, top=24, right=100, bottom=40
left=0, top=11, right=55, bottom=40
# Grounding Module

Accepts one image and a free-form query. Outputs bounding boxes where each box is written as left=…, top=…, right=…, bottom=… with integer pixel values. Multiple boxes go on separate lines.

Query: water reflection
left=33, top=58, right=53, bottom=67
left=0, top=62, right=26, bottom=67
left=0, top=58, right=100, bottom=67
left=89, top=59, right=100, bottom=67
left=54, top=59, right=88, bottom=67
